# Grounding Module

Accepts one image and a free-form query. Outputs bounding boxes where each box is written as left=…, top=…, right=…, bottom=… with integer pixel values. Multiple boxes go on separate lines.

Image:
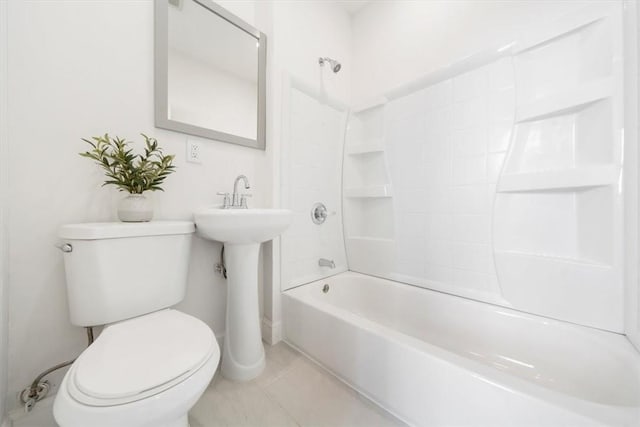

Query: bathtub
left=282, top=272, right=640, bottom=427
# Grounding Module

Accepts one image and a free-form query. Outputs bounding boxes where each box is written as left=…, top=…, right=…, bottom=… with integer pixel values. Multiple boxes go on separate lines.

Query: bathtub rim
left=283, top=271, right=640, bottom=426
left=287, top=270, right=632, bottom=339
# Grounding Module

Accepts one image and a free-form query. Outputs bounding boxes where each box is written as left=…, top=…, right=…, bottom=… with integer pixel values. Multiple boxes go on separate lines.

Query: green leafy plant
left=80, top=133, right=176, bottom=194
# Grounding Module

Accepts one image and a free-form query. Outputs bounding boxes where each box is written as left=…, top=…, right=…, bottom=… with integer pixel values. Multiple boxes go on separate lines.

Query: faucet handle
left=217, top=192, right=231, bottom=209
left=239, top=193, right=252, bottom=209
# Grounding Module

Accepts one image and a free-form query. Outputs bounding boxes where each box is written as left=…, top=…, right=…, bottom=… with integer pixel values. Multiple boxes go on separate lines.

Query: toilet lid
left=69, top=309, right=217, bottom=406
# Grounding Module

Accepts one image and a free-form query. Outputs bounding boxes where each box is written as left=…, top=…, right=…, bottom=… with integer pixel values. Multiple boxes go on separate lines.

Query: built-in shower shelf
left=352, top=97, right=388, bottom=114
left=497, top=165, right=619, bottom=193
left=515, top=77, right=613, bottom=123
left=344, top=185, right=393, bottom=198
left=347, top=141, right=385, bottom=155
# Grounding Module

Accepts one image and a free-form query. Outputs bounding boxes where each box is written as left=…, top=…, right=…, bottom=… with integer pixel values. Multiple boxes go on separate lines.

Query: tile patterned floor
left=11, top=342, right=404, bottom=427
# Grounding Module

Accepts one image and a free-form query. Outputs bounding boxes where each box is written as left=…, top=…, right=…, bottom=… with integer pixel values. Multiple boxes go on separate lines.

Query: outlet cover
left=186, top=138, right=201, bottom=164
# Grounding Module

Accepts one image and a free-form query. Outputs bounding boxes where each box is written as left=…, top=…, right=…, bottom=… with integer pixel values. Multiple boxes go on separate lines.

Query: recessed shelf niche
left=342, top=102, right=395, bottom=277
left=493, top=6, right=623, bottom=331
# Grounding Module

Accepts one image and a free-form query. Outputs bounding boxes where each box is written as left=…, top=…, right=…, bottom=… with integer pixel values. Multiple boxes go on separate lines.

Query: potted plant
left=80, top=133, right=176, bottom=222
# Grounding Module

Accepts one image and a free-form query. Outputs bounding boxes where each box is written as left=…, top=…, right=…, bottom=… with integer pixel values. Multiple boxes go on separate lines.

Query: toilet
left=53, top=221, right=219, bottom=427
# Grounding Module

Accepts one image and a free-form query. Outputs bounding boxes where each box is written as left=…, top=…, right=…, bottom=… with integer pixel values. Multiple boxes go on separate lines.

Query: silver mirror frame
left=154, top=0, right=267, bottom=150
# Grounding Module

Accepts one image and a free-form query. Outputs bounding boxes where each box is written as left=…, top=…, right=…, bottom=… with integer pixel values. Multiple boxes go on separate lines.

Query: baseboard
left=261, top=318, right=282, bottom=345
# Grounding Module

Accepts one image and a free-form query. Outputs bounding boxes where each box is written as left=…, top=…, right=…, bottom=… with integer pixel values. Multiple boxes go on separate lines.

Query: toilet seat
left=67, top=309, right=217, bottom=407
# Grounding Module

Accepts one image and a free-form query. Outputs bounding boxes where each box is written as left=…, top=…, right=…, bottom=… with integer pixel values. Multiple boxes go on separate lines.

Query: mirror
left=155, top=0, right=266, bottom=150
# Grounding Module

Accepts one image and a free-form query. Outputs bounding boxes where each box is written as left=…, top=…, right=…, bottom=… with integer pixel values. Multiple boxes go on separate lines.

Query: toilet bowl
left=53, top=221, right=218, bottom=427
left=54, top=309, right=219, bottom=427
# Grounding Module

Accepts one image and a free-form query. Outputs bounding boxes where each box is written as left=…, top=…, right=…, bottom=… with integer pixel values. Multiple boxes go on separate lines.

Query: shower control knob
left=311, top=202, right=334, bottom=225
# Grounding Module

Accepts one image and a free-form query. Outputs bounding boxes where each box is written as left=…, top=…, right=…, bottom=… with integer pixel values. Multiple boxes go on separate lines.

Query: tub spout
left=319, top=258, right=335, bottom=269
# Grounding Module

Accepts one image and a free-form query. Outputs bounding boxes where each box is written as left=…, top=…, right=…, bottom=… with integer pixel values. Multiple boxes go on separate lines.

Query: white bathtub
left=282, top=272, right=640, bottom=426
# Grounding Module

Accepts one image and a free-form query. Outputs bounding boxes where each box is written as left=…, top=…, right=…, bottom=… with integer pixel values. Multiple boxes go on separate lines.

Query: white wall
left=0, top=0, right=9, bottom=422
left=268, top=0, right=352, bottom=332
left=272, top=1, right=351, bottom=104
left=351, top=0, right=602, bottom=104
left=5, top=0, right=271, bottom=410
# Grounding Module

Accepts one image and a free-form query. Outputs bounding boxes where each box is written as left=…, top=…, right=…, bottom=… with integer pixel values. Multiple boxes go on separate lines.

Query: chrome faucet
left=217, top=175, right=252, bottom=209
left=318, top=258, right=336, bottom=269
left=233, top=175, right=250, bottom=207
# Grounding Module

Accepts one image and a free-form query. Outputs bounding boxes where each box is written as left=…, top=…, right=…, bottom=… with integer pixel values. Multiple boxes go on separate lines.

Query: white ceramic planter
left=118, top=194, right=153, bottom=222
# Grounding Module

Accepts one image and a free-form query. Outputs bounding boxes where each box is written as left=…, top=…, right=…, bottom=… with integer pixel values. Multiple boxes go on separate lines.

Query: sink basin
left=194, top=208, right=293, bottom=244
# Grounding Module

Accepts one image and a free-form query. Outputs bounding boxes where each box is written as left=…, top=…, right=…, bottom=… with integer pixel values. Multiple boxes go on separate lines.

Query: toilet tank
left=58, top=221, right=195, bottom=326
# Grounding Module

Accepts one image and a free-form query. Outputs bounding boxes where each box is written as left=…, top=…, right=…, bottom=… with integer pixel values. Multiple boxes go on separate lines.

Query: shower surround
left=282, top=2, right=640, bottom=426
left=343, top=4, right=625, bottom=332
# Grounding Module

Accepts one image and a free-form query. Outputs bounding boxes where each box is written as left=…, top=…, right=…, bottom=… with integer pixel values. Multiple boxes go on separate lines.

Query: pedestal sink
left=194, top=208, right=293, bottom=381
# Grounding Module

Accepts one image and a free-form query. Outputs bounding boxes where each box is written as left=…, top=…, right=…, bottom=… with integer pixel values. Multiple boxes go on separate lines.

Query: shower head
left=319, top=57, right=341, bottom=73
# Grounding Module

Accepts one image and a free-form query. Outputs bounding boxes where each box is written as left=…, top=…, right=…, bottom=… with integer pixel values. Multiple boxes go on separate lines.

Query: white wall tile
left=397, top=237, right=426, bottom=262
left=453, top=155, right=487, bottom=185
left=395, top=259, right=425, bottom=278
left=452, top=98, right=488, bottom=129
left=423, top=133, right=450, bottom=162
left=452, top=127, right=488, bottom=158
left=452, top=215, right=491, bottom=244
left=488, top=87, right=516, bottom=122
left=424, top=240, right=453, bottom=267
left=487, top=153, right=506, bottom=183
left=451, top=185, right=490, bottom=214
left=488, top=121, right=513, bottom=153
left=388, top=88, right=428, bottom=118
left=425, top=107, right=453, bottom=137
left=382, top=56, right=515, bottom=302
left=423, top=187, right=451, bottom=213
left=423, top=79, right=453, bottom=110
left=424, top=161, right=452, bottom=187
left=397, top=213, right=426, bottom=237
left=395, top=189, right=430, bottom=213
left=425, top=214, right=453, bottom=241
left=451, top=269, right=490, bottom=293
left=424, top=264, right=453, bottom=284
left=451, top=243, right=492, bottom=273
left=488, top=57, right=516, bottom=90
left=453, top=68, right=488, bottom=102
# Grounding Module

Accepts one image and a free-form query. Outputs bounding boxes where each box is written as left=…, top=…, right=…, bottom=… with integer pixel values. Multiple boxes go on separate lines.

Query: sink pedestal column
left=221, top=242, right=265, bottom=381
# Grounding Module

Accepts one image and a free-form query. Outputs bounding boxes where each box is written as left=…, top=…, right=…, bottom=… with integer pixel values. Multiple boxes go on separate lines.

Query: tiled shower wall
left=281, top=86, right=348, bottom=290
left=385, top=58, right=514, bottom=305
left=344, top=4, right=626, bottom=332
